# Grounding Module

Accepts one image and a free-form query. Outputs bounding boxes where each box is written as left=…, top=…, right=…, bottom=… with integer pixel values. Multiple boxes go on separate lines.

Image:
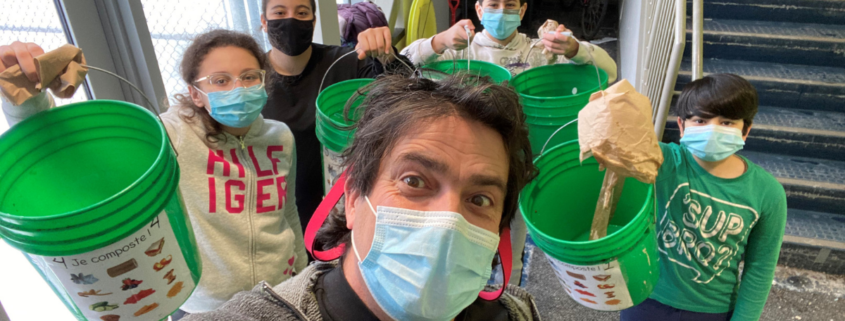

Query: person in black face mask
left=260, top=0, right=412, bottom=250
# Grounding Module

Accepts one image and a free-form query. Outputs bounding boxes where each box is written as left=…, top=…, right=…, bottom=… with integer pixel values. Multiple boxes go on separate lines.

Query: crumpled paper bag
left=0, top=44, right=87, bottom=105
left=537, top=19, right=559, bottom=64
left=577, top=79, right=663, bottom=184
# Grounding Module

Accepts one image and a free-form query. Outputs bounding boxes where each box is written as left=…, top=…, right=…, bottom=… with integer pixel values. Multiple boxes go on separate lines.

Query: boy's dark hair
left=174, top=29, right=268, bottom=143
left=676, top=73, right=758, bottom=134
left=262, top=0, right=318, bottom=17
left=478, top=0, right=529, bottom=6
left=314, top=73, right=538, bottom=250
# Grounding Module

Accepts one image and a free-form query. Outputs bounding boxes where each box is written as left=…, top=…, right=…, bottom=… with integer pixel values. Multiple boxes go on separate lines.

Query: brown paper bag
left=577, top=79, right=663, bottom=184
left=0, top=44, right=87, bottom=105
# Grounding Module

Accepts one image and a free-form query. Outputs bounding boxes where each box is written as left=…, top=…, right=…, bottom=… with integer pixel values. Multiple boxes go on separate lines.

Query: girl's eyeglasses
left=193, top=69, right=266, bottom=92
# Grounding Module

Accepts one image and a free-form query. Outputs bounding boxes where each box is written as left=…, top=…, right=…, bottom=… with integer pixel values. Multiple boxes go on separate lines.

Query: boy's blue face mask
left=480, top=8, right=522, bottom=40
left=680, top=124, right=746, bottom=162
left=197, top=84, right=267, bottom=128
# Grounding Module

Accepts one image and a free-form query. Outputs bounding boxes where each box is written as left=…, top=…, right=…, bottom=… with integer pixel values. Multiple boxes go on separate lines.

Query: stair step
left=779, top=209, right=845, bottom=274
left=691, top=0, right=845, bottom=25
left=677, top=59, right=845, bottom=112
left=664, top=106, right=845, bottom=160
left=684, top=19, right=845, bottom=67
left=740, top=151, right=845, bottom=214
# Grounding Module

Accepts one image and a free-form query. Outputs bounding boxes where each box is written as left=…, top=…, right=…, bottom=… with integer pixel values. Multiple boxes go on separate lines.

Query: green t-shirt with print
left=649, top=142, right=787, bottom=320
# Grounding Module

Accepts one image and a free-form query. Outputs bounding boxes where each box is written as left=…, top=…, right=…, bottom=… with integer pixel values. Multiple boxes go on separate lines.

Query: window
left=0, top=1, right=85, bottom=318
left=141, top=0, right=268, bottom=98
left=0, top=0, right=89, bottom=134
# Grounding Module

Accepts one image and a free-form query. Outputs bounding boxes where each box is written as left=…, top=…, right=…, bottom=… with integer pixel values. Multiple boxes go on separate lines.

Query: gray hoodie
left=182, top=261, right=542, bottom=321
left=2, top=93, right=308, bottom=313
left=401, top=31, right=617, bottom=82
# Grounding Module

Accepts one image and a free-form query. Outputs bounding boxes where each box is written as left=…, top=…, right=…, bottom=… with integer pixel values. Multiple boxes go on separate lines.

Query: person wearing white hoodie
left=0, top=30, right=307, bottom=319
left=401, top=0, right=617, bottom=82
left=402, top=0, right=617, bottom=287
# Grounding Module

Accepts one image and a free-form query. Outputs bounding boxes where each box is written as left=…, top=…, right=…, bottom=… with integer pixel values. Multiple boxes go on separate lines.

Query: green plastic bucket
left=421, top=60, right=512, bottom=84
left=511, top=64, right=608, bottom=155
left=0, top=100, right=202, bottom=321
left=316, top=79, right=373, bottom=193
left=519, top=140, right=658, bottom=311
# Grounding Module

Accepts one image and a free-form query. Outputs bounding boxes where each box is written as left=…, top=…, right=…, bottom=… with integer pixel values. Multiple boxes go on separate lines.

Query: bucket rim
left=511, top=64, right=608, bottom=101
left=0, top=100, right=171, bottom=223
left=0, top=164, right=180, bottom=256
left=316, top=78, right=374, bottom=129
left=519, top=140, right=656, bottom=250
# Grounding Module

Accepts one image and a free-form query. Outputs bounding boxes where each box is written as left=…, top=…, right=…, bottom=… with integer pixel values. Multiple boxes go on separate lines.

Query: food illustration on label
left=78, top=289, right=112, bottom=297
left=89, top=301, right=119, bottom=312
left=107, top=259, right=138, bottom=278
left=573, top=280, right=588, bottom=289
left=168, top=281, right=184, bottom=298
left=123, top=288, right=156, bottom=305
left=153, top=255, right=172, bottom=272
left=121, top=278, right=143, bottom=291
left=593, top=274, right=611, bottom=282
left=597, top=284, right=615, bottom=289
left=604, top=291, right=616, bottom=298
left=145, top=238, right=165, bottom=257
left=575, top=289, right=595, bottom=297
left=71, top=273, right=99, bottom=285
left=133, top=303, right=159, bottom=317
left=580, top=298, right=597, bottom=304
left=100, top=315, right=120, bottom=321
left=163, top=269, right=176, bottom=284
left=606, top=299, right=621, bottom=305
left=566, top=271, right=586, bottom=281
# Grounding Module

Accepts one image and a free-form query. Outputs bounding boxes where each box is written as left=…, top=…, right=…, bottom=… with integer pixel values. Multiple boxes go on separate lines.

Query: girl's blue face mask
left=196, top=84, right=267, bottom=128
left=480, top=8, right=522, bottom=40
left=680, top=124, right=746, bottom=162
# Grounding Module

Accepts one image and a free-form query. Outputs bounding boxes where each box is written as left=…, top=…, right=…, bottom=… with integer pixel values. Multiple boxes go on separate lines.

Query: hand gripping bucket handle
left=304, top=169, right=513, bottom=301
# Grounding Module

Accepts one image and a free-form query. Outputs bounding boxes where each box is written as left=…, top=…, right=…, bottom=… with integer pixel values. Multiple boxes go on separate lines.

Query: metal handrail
left=653, top=0, right=690, bottom=139
left=691, top=0, right=704, bottom=80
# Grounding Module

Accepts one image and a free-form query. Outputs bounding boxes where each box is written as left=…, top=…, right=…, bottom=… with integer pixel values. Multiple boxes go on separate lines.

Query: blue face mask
left=480, top=8, right=521, bottom=40
left=352, top=197, right=499, bottom=321
left=680, top=124, right=746, bottom=162
left=198, top=84, right=267, bottom=128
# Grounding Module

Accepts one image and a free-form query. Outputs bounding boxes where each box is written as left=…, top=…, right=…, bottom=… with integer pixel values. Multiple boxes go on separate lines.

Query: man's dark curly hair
left=315, top=72, right=538, bottom=250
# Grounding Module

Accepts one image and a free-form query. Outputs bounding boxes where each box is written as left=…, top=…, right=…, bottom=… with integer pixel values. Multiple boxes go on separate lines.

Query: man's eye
left=403, top=176, right=425, bottom=189
left=470, top=195, right=492, bottom=207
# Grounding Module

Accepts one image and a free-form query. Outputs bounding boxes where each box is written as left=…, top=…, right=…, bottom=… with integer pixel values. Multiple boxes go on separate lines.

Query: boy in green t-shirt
left=621, top=73, right=787, bottom=321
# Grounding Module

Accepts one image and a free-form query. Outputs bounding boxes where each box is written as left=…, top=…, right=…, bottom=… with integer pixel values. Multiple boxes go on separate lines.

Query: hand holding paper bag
left=577, top=79, right=663, bottom=240
left=0, top=43, right=87, bottom=105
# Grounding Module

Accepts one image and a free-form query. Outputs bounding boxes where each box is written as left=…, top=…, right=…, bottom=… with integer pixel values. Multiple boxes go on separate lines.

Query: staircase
left=662, top=0, right=845, bottom=274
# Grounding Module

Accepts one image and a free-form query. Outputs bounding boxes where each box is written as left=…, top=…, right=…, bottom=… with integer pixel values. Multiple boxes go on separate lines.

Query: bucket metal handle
left=318, top=50, right=415, bottom=94
left=82, top=64, right=178, bottom=156
left=539, top=118, right=578, bottom=156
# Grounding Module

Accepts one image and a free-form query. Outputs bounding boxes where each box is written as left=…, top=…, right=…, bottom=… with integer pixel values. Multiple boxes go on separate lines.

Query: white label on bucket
left=37, top=212, right=195, bottom=321
left=545, top=253, right=633, bottom=311
left=322, top=146, right=346, bottom=195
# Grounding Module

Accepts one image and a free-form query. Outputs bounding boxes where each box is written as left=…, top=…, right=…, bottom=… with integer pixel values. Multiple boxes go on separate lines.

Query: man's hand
left=356, top=26, right=395, bottom=60
left=541, top=24, right=579, bottom=59
left=0, top=41, right=45, bottom=83
left=431, top=19, right=475, bottom=54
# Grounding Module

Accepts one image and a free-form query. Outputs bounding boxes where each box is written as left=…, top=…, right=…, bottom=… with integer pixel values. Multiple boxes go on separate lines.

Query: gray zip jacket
left=2, top=93, right=308, bottom=313
left=182, top=261, right=542, bottom=321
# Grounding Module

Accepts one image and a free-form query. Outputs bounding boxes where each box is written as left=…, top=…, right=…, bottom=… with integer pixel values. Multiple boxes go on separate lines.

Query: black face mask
left=267, top=18, right=315, bottom=56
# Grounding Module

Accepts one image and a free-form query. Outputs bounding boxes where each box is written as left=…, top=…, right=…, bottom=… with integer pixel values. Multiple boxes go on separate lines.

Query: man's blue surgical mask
left=197, top=84, right=267, bottom=128
left=480, top=8, right=521, bottom=40
left=351, top=196, right=499, bottom=321
left=680, top=124, right=745, bottom=162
